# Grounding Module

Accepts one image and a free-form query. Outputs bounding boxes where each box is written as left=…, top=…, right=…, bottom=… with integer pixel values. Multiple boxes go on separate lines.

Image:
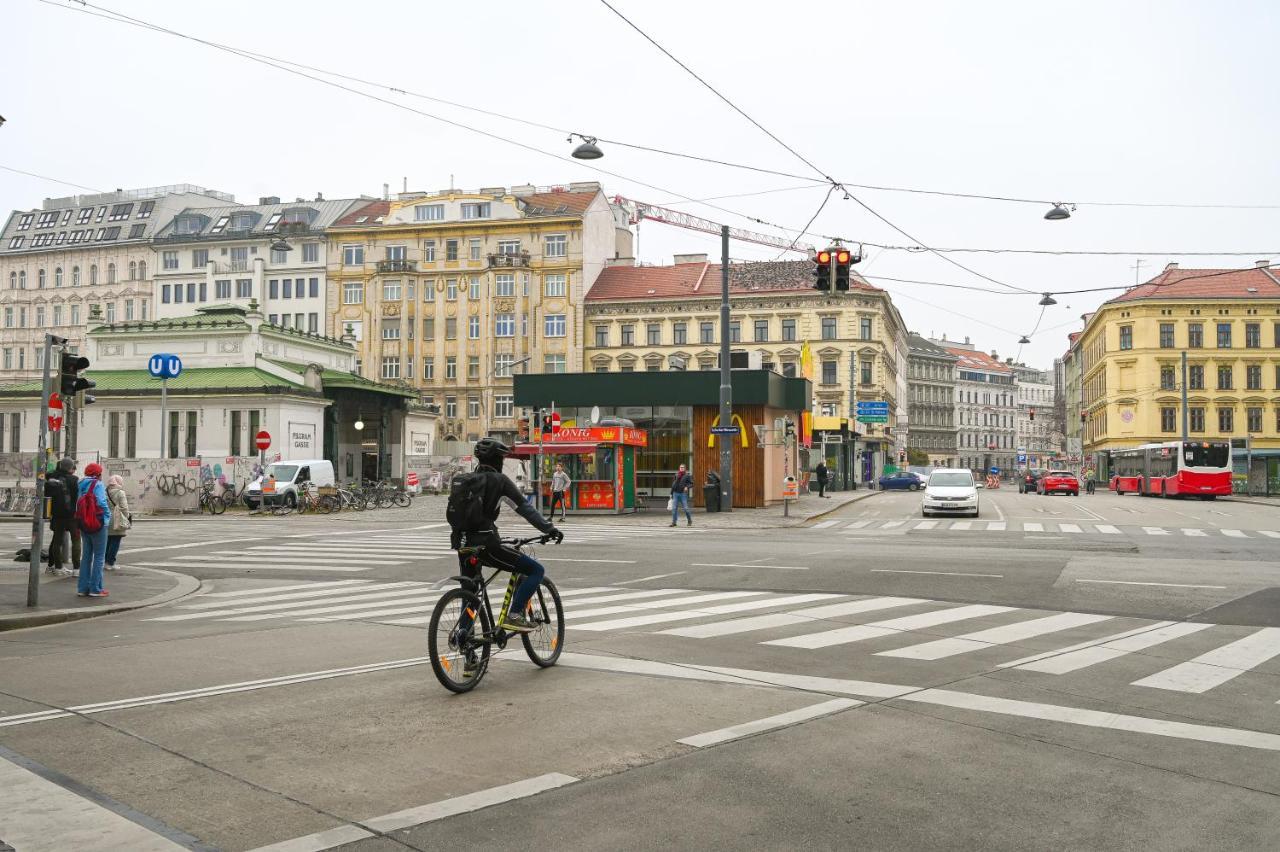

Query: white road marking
left=950, top=521, right=973, bottom=531
left=843, top=520, right=872, bottom=529
left=1220, top=529, right=1248, bottom=538
left=678, top=698, right=861, bottom=748
left=1023, top=522, right=1044, bottom=532
left=572, top=591, right=768, bottom=621
left=1142, top=527, right=1169, bottom=535
left=871, top=569, right=1003, bottom=579
left=1133, top=628, right=1280, bottom=693
left=202, top=580, right=370, bottom=597
left=1182, top=528, right=1208, bottom=537
left=149, top=587, right=434, bottom=621
left=985, top=521, right=1007, bottom=531
left=660, top=597, right=928, bottom=639
left=360, top=773, right=579, bottom=833
left=1260, top=531, right=1280, bottom=539
left=245, top=825, right=374, bottom=852
left=538, top=558, right=638, bottom=564
left=763, top=604, right=1015, bottom=649
left=1074, top=579, right=1227, bottom=590
left=881, top=520, right=905, bottom=529
left=691, top=563, right=809, bottom=571
left=812, top=520, right=839, bottom=529
left=131, top=562, right=378, bottom=573
left=227, top=591, right=455, bottom=622
left=1094, top=525, right=1121, bottom=534
left=1004, top=622, right=1215, bottom=674
left=566, top=589, right=693, bottom=606
left=573, top=594, right=844, bottom=632
left=913, top=520, right=938, bottom=529
left=1058, top=523, right=1082, bottom=534
left=990, top=498, right=1006, bottom=522
left=616, top=572, right=687, bottom=584
left=878, top=612, right=1113, bottom=660
left=182, top=582, right=419, bottom=609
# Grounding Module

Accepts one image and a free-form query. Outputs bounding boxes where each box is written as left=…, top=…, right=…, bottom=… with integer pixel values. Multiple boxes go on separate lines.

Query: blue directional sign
left=148, top=353, right=183, bottom=380
left=856, top=401, right=890, bottom=411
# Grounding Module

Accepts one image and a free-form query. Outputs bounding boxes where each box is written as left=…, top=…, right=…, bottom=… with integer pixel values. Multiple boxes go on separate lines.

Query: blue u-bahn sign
left=148, top=353, right=183, bottom=380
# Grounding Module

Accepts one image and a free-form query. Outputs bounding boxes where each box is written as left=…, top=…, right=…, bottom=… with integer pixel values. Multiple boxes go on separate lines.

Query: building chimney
left=383, top=183, right=390, bottom=201
left=674, top=253, right=709, bottom=265
left=605, top=257, right=636, bottom=268
left=964, top=336, right=970, bottom=345
left=259, top=196, right=280, bottom=205
left=1256, top=259, right=1271, bottom=268
left=991, top=351, right=999, bottom=359
left=1006, top=358, right=1014, bottom=365
left=315, top=192, right=324, bottom=202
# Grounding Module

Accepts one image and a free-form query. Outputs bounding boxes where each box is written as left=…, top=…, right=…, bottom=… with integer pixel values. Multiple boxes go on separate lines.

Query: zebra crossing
left=127, top=523, right=703, bottom=574
left=155, top=580, right=1280, bottom=704
left=810, top=518, right=1280, bottom=539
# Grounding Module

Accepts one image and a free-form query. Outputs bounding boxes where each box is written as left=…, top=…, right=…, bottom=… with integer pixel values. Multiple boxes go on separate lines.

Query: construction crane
left=612, top=195, right=815, bottom=255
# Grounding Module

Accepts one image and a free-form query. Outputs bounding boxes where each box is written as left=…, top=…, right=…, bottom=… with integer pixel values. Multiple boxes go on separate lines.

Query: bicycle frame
left=449, top=536, right=552, bottom=650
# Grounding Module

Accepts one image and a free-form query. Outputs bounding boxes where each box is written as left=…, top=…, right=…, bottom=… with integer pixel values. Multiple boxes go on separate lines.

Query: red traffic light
left=835, top=249, right=851, bottom=264
left=816, top=250, right=831, bottom=264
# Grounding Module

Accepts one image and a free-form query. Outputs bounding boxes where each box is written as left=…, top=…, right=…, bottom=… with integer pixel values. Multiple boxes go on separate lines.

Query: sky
left=4, top=0, right=1280, bottom=369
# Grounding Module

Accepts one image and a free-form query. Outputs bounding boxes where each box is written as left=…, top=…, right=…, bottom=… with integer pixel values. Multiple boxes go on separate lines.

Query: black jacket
left=451, top=466, right=555, bottom=549
left=815, top=464, right=828, bottom=483
left=46, top=472, right=78, bottom=523
left=671, top=472, right=693, bottom=494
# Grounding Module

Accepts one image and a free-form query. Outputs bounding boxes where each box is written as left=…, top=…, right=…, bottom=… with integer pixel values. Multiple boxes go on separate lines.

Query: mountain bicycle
left=428, top=534, right=564, bottom=694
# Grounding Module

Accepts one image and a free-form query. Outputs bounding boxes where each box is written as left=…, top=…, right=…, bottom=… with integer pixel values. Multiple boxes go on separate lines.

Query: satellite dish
left=590, top=405, right=600, bottom=425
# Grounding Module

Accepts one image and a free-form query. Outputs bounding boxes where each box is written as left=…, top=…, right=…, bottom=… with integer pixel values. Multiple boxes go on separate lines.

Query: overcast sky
left=5, top=0, right=1279, bottom=368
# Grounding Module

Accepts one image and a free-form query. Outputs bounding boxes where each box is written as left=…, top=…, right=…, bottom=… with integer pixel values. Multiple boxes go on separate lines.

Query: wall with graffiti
left=96, top=456, right=266, bottom=514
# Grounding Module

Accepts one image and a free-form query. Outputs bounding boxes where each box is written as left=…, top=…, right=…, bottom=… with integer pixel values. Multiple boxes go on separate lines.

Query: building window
left=494, top=353, right=515, bottom=377
left=215, top=279, right=231, bottom=299
left=466, top=238, right=482, bottom=261
left=269, top=280, right=279, bottom=299
left=1186, top=364, right=1203, bottom=390
left=781, top=318, right=796, bottom=341
left=545, top=353, right=567, bottom=373
left=495, top=273, right=515, bottom=296
left=621, top=324, right=635, bottom=345
left=381, top=357, right=400, bottom=379
left=698, top=322, right=714, bottom=344
left=415, top=204, right=444, bottom=221
left=1247, top=407, right=1262, bottom=433
left=446, top=240, right=459, bottom=261
left=445, top=317, right=457, bottom=339
left=821, top=317, right=837, bottom=340
left=495, top=314, right=515, bottom=336
left=423, top=317, right=435, bottom=340
left=446, top=279, right=458, bottom=300
left=544, top=273, right=567, bottom=297
left=343, top=281, right=364, bottom=304
left=860, top=317, right=872, bottom=340
left=302, top=243, right=319, bottom=263
left=161, top=251, right=178, bottom=270
left=381, top=322, right=400, bottom=340
left=468, top=277, right=480, bottom=300
left=497, top=239, right=521, bottom=256
left=236, top=279, right=251, bottom=298
left=1159, top=323, right=1175, bottom=348
left=424, top=357, right=434, bottom=379
left=1246, top=364, right=1262, bottom=390
left=494, top=395, right=514, bottom=418
left=424, top=241, right=436, bottom=262
left=105, top=303, right=115, bottom=324
left=544, top=314, right=566, bottom=337
left=1217, top=365, right=1233, bottom=390
left=544, top=234, right=567, bottom=258
left=1218, top=407, right=1233, bottom=433
left=821, top=360, right=837, bottom=385
left=1159, top=365, right=1176, bottom=390
left=1118, top=326, right=1132, bottom=350
left=594, top=326, right=609, bottom=347
left=1160, top=407, right=1176, bottom=433
left=729, top=322, right=740, bottom=343
left=461, top=203, right=490, bottom=220
left=468, top=356, right=480, bottom=380
left=861, top=359, right=873, bottom=385
left=71, top=305, right=80, bottom=325
left=468, top=315, right=480, bottom=339
left=1187, top=323, right=1202, bottom=348
left=673, top=322, right=687, bottom=345
left=647, top=323, right=662, bottom=345
left=467, top=397, right=481, bottom=419
left=754, top=319, right=769, bottom=342
left=445, top=357, right=457, bottom=379
left=445, top=396, right=457, bottom=417
left=382, top=280, right=402, bottom=301
left=1216, top=322, right=1232, bottom=348
left=342, top=245, right=364, bottom=266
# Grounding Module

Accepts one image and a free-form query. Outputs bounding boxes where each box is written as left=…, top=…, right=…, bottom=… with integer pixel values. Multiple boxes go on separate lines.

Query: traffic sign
left=856, top=401, right=889, bottom=411
left=549, top=411, right=562, bottom=434
left=710, top=425, right=741, bottom=435
left=856, top=415, right=888, bottom=424
left=405, top=472, right=419, bottom=487
left=148, top=353, right=182, bottom=380
left=255, top=430, right=272, bottom=451
left=47, top=392, right=63, bottom=432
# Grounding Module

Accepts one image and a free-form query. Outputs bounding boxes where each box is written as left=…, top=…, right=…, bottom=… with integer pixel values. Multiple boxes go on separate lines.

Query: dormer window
left=264, top=212, right=283, bottom=231
left=16, top=214, right=33, bottom=230
left=460, top=202, right=490, bottom=220
left=174, top=216, right=205, bottom=235
left=281, top=207, right=316, bottom=226
left=229, top=212, right=256, bottom=231
left=76, top=208, right=93, bottom=225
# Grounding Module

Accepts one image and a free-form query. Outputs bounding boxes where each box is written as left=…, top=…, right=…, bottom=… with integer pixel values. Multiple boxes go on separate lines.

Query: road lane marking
left=1181, top=528, right=1208, bottom=537
left=913, top=520, right=938, bottom=529
left=881, top=520, right=905, bottom=529
left=762, top=604, right=1015, bottom=649
left=573, top=591, right=768, bottom=621
left=677, top=698, right=861, bottom=748
left=878, top=612, right=1113, bottom=660
left=1133, top=628, right=1280, bottom=693
left=691, top=563, right=809, bottom=570
left=1220, top=529, right=1248, bottom=538
left=617, top=572, right=688, bottom=584
left=660, top=597, right=928, bottom=639
left=950, top=521, right=972, bottom=530
left=1094, top=525, right=1121, bottom=534
left=1003, top=622, right=1215, bottom=674
left=130, top=562, right=379, bottom=573
left=246, top=824, right=374, bottom=852
left=871, top=569, right=1003, bottom=579
left=183, top=582, right=419, bottom=609
left=1024, top=522, right=1044, bottom=532
left=1058, top=523, right=1082, bottom=534
left=538, top=558, right=638, bottom=563
left=203, top=580, right=371, bottom=597
left=149, top=586, right=434, bottom=621
left=843, top=520, right=872, bottom=529
left=1074, top=579, right=1227, bottom=590
left=812, top=520, right=839, bottom=529
left=985, top=521, right=1007, bottom=531
left=360, top=773, right=579, bottom=833
left=1142, top=527, right=1169, bottom=535
left=1260, top=531, right=1280, bottom=539
left=573, top=594, right=844, bottom=632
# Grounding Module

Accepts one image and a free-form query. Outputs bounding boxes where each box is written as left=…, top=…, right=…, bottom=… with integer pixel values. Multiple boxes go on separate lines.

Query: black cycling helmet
left=473, top=437, right=513, bottom=467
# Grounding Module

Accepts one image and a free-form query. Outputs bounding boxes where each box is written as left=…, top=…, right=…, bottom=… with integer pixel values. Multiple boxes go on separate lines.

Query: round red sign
left=549, top=412, right=562, bottom=433
left=255, top=430, right=272, bottom=451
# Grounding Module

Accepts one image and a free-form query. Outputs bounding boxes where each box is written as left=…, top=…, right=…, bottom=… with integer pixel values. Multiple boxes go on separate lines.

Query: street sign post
left=149, top=354, right=183, bottom=459
left=255, top=430, right=271, bottom=487
left=710, top=425, right=741, bottom=435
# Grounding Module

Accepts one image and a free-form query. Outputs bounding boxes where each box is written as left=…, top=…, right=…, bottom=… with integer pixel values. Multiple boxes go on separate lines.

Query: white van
left=244, top=459, right=335, bottom=509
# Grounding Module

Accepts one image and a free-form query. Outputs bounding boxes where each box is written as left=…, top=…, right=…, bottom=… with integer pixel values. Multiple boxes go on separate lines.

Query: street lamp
left=354, top=419, right=365, bottom=432
left=1038, top=293, right=1058, bottom=306
left=568, top=134, right=604, bottom=160
left=1018, top=335, right=1031, bottom=344
left=270, top=236, right=293, bottom=254
left=1044, top=203, right=1073, bottom=220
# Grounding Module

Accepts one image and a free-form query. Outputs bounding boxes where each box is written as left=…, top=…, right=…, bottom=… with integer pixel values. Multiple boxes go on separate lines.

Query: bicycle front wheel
left=394, top=492, right=412, bottom=508
left=521, top=577, right=565, bottom=668
left=428, top=589, right=491, bottom=693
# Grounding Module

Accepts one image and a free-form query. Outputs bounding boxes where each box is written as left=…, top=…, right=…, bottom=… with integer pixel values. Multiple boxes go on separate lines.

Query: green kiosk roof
left=514, top=370, right=810, bottom=411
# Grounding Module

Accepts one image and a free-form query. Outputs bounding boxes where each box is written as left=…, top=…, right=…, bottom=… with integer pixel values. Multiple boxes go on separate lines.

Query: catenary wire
left=0, top=165, right=104, bottom=193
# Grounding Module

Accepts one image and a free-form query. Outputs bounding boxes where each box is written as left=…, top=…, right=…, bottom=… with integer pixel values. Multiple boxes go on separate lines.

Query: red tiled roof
left=1108, top=266, right=1280, bottom=303
left=587, top=260, right=876, bottom=301
left=331, top=200, right=390, bottom=227
left=519, top=190, right=597, bottom=216
left=946, top=346, right=1013, bottom=374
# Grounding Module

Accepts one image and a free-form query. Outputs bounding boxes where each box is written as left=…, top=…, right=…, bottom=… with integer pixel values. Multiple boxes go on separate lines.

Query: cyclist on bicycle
left=449, top=438, right=563, bottom=632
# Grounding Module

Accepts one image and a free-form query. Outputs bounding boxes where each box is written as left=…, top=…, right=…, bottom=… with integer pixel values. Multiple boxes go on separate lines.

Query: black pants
left=48, top=525, right=80, bottom=569
left=456, top=536, right=545, bottom=633
left=816, top=478, right=827, bottom=497
left=549, top=490, right=567, bottom=519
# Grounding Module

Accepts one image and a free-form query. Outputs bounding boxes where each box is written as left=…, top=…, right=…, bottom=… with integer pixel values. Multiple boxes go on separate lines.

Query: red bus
left=1109, top=440, right=1231, bottom=499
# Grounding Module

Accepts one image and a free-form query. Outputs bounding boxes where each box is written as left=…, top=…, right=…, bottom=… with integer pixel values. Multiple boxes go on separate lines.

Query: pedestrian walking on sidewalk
left=46, top=457, right=80, bottom=576
left=75, top=462, right=112, bottom=598
left=105, top=475, right=131, bottom=572
left=815, top=462, right=830, bottom=498
left=670, top=464, right=693, bottom=527
left=549, top=462, right=570, bottom=521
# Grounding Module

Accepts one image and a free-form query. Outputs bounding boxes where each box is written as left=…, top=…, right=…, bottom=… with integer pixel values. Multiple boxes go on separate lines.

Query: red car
left=1038, top=470, right=1080, bottom=496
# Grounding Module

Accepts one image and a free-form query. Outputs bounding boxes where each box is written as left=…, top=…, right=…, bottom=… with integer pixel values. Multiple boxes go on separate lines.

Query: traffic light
left=59, top=352, right=95, bottom=405
left=898, top=450, right=906, bottom=464
left=1029, top=408, right=1036, bottom=421
left=834, top=248, right=852, bottom=291
left=813, top=249, right=833, bottom=291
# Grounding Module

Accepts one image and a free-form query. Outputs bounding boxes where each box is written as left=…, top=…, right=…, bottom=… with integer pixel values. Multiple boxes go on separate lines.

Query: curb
left=796, top=489, right=885, bottom=525
left=0, top=567, right=203, bottom=632
left=1221, top=496, right=1280, bottom=508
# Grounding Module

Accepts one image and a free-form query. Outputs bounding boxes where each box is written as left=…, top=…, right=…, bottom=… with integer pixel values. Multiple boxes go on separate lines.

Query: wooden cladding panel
left=692, top=404, right=765, bottom=508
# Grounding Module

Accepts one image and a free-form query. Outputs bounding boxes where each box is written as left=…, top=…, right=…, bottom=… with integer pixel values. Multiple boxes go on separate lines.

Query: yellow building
left=325, top=182, right=629, bottom=448
left=1079, top=263, right=1280, bottom=466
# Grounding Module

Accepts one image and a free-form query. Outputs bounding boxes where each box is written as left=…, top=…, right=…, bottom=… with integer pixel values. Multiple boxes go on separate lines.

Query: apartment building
left=940, top=338, right=1018, bottom=474
left=0, top=185, right=234, bottom=382
left=326, top=182, right=630, bottom=447
left=906, top=333, right=958, bottom=467
left=1012, top=362, right=1057, bottom=466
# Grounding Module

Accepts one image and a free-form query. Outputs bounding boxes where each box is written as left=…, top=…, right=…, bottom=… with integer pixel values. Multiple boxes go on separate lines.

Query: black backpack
left=446, top=471, right=491, bottom=534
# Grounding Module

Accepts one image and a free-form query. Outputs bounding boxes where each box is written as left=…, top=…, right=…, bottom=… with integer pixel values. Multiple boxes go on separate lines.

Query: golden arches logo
left=707, top=414, right=749, bottom=448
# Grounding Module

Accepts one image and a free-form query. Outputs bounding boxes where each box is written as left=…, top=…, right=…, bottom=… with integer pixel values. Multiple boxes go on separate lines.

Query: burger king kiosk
left=513, top=426, right=646, bottom=515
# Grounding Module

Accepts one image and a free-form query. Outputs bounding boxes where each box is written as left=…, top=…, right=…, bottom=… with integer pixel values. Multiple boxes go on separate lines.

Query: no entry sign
left=255, top=430, right=272, bottom=451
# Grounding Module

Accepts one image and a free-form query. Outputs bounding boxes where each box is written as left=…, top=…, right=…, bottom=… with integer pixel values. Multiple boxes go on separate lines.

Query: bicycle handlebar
left=503, top=534, right=556, bottom=547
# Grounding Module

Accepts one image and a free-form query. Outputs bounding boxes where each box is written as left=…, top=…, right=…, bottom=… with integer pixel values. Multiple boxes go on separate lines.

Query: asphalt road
left=2, top=491, right=1279, bottom=851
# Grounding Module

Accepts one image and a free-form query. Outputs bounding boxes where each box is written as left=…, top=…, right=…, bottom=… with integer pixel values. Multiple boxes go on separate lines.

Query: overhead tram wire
left=0, top=165, right=104, bottom=193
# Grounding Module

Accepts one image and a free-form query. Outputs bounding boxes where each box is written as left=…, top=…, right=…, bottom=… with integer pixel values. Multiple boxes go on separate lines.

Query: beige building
left=583, top=256, right=909, bottom=478
left=0, top=185, right=234, bottom=382
left=325, top=182, right=629, bottom=449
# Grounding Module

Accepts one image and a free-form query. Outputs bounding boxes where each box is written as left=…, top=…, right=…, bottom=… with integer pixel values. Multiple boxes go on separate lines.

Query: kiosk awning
left=512, top=443, right=599, bottom=456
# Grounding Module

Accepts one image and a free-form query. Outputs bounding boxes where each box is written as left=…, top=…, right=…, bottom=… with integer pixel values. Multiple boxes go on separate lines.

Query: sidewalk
left=1222, top=494, right=1280, bottom=508
left=0, top=563, right=200, bottom=632
left=587, top=489, right=883, bottom=530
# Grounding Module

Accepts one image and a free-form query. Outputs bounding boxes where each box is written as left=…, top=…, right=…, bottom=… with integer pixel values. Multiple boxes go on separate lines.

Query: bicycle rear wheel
left=209, top=494, right=226, bottom=515
left=428, top=589, right=491, bottom=693
left=521, top=577, right=565, bottom=668
left=394, top=492, right=412, bottom=508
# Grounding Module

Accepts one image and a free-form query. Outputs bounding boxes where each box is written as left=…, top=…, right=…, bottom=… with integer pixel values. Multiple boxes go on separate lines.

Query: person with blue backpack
left=75, top=462, right=112, bottom=598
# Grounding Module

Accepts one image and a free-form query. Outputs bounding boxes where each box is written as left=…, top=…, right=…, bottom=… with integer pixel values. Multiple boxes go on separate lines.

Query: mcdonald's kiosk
left=513, top=426, right=646, bottom=515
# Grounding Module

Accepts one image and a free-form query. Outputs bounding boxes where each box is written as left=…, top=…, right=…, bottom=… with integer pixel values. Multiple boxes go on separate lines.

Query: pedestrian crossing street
left=154, top=580, right=1280, bottom=702
left=128, top=523, right=703, bottom=573
left=810, top=518, right=1280, bottom=539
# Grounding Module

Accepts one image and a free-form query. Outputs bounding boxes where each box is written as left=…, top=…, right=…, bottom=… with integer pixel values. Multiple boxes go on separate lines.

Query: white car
left=922, top=468, right=980, bottom=518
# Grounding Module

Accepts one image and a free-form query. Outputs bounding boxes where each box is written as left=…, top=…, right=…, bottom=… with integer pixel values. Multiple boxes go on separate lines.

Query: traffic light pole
left=28, top=334, right=56, bottom=607
left=718, top=225, right=733, bottom=511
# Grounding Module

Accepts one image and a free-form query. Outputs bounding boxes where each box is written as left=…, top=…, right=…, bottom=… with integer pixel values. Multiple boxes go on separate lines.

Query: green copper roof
left=267, top=360, right=419, bottom=399
left=0, top=367, right=315, bottom=398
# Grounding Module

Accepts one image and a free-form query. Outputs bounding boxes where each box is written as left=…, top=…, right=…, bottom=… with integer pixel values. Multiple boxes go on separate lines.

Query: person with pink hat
left=75, top=462, right=113, bottom=598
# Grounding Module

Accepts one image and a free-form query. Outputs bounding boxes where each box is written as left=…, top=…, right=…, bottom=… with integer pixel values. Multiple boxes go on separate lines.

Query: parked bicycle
left=198, top=484, right=226, bottom=515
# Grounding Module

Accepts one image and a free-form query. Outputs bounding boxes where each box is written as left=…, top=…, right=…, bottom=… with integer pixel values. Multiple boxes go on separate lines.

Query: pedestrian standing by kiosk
left=815, top=461, right=830, bottom=498
left=670, top=464, right=693, bottom=527
left=549, top=462, right=570, bottom=522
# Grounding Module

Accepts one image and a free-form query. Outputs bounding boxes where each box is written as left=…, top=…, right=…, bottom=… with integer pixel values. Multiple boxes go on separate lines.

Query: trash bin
left=703, top=483, right=721, bottom=513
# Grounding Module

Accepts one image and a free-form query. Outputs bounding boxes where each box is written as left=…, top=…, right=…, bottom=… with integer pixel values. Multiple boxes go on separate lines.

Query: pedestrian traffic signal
left=834, top=249, right=852, bottom=291
left=813, top=249, right=833, bottom=291
left=58, top=352, right=95, bottom=405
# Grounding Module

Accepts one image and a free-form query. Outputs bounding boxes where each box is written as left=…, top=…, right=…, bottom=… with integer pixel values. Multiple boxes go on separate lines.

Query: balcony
left=377, top=259, right=418, bottom=273
left=213, top=261, right=251, bottom=274
left=488, top=252, right=531, bottom=269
